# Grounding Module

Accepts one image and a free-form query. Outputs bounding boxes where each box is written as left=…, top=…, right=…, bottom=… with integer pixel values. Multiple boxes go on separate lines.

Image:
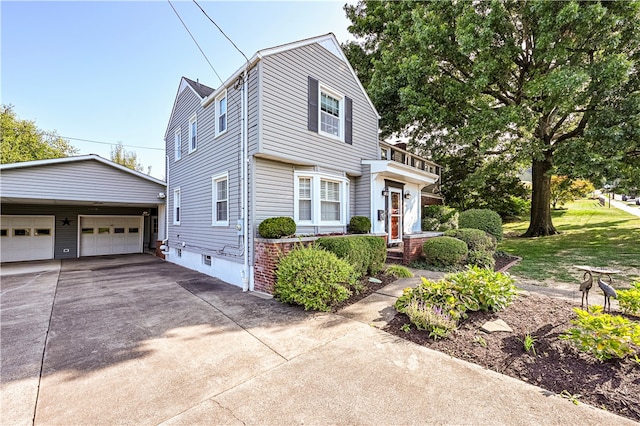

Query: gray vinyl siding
left=247, top=63, right=261, bottom=155
left=0, top=161, right=165, bottom=204
left=260, top=43, right=379, bottom=175
left=166, top=79, right=243, bottom=262
left=355, top=163, right=371, bottom=217
left=0, top=204, right=148, bottom=259
left=254, top=158, right=294, bottom=223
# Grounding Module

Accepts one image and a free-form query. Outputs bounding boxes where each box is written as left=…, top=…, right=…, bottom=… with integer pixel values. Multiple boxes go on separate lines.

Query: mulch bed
left=382, top=288, right=640, bottom=422
left=330, top=272, right=396, bottom=312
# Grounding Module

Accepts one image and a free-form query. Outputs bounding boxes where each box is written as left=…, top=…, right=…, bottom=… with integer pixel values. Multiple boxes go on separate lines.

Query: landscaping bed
left=384, top=292, right=640, bottom=422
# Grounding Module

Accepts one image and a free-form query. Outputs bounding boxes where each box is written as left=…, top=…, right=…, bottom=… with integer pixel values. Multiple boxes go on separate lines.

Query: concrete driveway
left=1, top=254, right=635, bottom=425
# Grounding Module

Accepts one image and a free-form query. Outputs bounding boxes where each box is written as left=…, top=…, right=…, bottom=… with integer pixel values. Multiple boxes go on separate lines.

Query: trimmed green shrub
left=317, top=236, right=386, bottom=277
left=458, top=209, right=503, bottom=242
left=617, top=282, right=640, bottom=317
left=422, top=205, right=458, bottom=231
left=422, top=236, right=468, bottom=267
left=362, top=236, right=387, bottom=275
left=561, top=308, right=640, bottom=361
left=274, top=245, right=358, bottom=311
left=349, top=216, right=371, bottom=234
left=385, top=264, right=413, bottom=278
left=466, top=250, right=496, bottom=270
left=258, top=217, right=296, bottom=239
left=444, top=228, right=497, bottom=252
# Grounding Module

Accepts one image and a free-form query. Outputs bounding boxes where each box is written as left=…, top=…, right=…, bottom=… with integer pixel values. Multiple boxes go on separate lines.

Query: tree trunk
left=523, top=150, right=558, bottom=237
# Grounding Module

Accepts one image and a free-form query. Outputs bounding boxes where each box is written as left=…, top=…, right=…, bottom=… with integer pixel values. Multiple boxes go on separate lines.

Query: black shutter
left=307, top=76, right=319, bottom=132
left=345, top=96, right=353, bottom=144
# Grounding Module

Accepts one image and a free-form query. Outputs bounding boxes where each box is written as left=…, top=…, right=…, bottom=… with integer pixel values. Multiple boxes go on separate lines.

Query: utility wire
left=60, top=136, right=164, bottom=151
left=167, top=0, right=223, bottom=84
left=192, top=0, right=250, bottom=63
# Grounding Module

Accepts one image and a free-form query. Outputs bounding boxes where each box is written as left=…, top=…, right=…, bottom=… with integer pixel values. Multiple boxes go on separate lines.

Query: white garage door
left=0, top=215, right=55, bottom=262
left=79, top=216, right=143, bottom=257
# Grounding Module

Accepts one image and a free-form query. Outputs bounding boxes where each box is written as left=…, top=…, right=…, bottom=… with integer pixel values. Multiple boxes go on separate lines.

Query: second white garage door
left=79, top=216, right=143, bottom=257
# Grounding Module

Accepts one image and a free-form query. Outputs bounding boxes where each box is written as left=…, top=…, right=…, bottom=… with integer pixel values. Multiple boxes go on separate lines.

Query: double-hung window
left=294, top=172, right=348, bottom=225
left=308, top=77, right=352, bottom=143
left=189, top=114, right=197, bottom=153
left=174, top=128, right=182, bottom=161
left=212, top=173, right=228, bottom=226
left=216, top=91, right=227, bottom=137
left=320, top=91, right=341, bottom=138
left=173, top=188, right=181, bottom=225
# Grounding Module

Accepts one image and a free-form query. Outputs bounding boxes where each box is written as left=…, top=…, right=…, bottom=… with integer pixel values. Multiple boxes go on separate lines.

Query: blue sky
left=1, top=0, right=355, bottom=178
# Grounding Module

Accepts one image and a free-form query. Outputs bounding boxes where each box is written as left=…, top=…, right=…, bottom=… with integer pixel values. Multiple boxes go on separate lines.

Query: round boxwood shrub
left=258, top=217, right=296, bottom=239
left=458, top=209, right=503, bottom=242
left=317, top=236, right=369, bottom=277
left=362, top=235, right=387, bottom=275
left=349, top=216, right=371, bottom=234
left=444, top=228, right=497, bottom=253
left=422, top=205, right=458, bottom=231
left=274, top=245, right=358, bottom=311
left=422, top=236, right=468, bottom=267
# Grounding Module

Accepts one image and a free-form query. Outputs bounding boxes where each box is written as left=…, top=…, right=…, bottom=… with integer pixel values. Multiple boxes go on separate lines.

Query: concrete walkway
left=1, top=255, right=636, bottom=425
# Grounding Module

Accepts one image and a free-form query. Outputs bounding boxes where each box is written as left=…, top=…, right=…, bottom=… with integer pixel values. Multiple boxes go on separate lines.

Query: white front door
left=0, top=215, right=55, bottom=262
left=79, top=216, right=143, bottom=257
left=388, top=189, right=403, bottom=244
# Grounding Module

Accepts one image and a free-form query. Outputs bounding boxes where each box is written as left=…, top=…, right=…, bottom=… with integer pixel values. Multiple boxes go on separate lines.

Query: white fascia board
left=0, top=154, right=166, bottom=186
left=362, top=160, right=440, bottom=185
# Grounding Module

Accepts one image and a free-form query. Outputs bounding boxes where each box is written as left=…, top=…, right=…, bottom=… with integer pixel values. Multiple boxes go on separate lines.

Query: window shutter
left=307, top=76, right=319, bottom=132
left=345, top=96, right=353, bottom=144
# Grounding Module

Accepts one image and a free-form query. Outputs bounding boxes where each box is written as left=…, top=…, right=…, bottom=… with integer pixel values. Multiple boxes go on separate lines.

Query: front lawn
left=499, top=199, right=640, bottom=286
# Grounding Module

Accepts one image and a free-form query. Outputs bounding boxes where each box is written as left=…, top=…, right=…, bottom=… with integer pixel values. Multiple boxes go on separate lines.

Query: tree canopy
left=1, top=104, right=77, bottom=163
left=110, top=142, right=145, bottom=173
left=345, top=0, right=640, bottom=236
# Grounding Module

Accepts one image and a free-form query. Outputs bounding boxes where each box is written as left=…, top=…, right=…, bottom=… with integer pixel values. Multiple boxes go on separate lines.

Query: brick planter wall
left=253, top=233, right=387, bottom=294
left=401, top=232, right=443, bottom=265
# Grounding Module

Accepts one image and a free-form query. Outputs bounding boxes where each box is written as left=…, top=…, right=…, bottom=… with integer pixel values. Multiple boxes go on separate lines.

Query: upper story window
left=173, top=188, right=181, bottom=225
left=174, top=128, right=182, bottom=161
left=212, top=173, right=228, bottom=226
left=294, top=172, right=348, bottom=226
left=307, top=76, right=353, bottom=144
left=320, top=91, right=341, bottom=138
left=189, top=114, right=197, bottom=153
left=216, top=91, right=227, bottom=137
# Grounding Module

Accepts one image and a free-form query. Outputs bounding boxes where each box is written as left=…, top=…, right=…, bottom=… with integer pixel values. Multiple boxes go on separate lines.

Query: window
left=294, top=173, right=348, bottom=225
left=129, top=228, right=139, bottom=233
left=14, top=229, right=30, bottom=236
left=320, top=91, right=341, bottom=137
left=174, top=128, right=182, bottom=161
left=298, top=178, right=312, bottom=221
left=0, top=229, right=7, bottom=237
left=176, top=248, right=182, bottom=258
left=98, top=228, right=110, bottom=234
left=212, top=174, right=228, bottom=226
left=188, top=114, right=197, bottom=153
left=174, top=188, right=181, bottom=225
left=216, top=91, right=227, bottom=137
left=114, top=228, right=125, bottom=234
left=82, top=228, right=94, bottom=234
left=203, top=254, right=212, bottom=266
left=320, top=180, right=341, bottom=221
left=35, top=229, right=51, bottom=236
left=307, top=77, right=352, bottom=144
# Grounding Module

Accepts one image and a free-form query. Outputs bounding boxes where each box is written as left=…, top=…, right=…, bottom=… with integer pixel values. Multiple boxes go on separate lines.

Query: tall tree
left=1, top=104, right=77, bottom=163
left=345, top=0, right=640, bottom=236
left=110, top=142, right=145, bottom=173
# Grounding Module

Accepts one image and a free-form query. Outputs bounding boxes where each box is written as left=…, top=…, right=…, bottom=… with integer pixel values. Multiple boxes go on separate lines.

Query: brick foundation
left=155, top=240, right=165, bottom=260
left=401, top=232, right=443, bottom=265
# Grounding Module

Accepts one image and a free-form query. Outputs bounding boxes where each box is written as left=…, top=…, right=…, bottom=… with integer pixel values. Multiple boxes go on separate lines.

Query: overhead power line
left=192, top=0, right=250, bottom=63
left=60, top=136, right=165, bottom=151
left=167, top=0, right=223, bottom=84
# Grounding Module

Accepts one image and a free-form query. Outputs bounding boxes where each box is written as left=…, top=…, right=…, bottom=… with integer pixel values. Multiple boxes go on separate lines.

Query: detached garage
left=0, top=155, right=166, bottom=262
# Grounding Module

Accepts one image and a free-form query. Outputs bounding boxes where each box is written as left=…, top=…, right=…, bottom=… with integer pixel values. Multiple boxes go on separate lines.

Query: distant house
left=163, top=33, right=440, bottom=290
left=0, top=155, right=166, bottom=262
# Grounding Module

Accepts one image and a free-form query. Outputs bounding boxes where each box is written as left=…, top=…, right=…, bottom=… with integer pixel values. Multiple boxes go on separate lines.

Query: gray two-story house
left=164, top=33, right=440, bottom=290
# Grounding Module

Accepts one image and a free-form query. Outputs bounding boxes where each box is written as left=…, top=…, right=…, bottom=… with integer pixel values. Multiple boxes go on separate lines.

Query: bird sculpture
left=598, top=276, right=617, bottom=313
left=579, top=272, right=593, bottom=311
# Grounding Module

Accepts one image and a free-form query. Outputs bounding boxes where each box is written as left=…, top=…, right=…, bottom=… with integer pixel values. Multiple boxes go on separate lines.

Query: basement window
left=203, top=254, right=212, bottom=266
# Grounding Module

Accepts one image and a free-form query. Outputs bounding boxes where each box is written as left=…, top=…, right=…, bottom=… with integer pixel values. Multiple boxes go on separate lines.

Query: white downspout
left=165, top=155, right=170, bottom=248
left=242, top=66, right=250, bottom=291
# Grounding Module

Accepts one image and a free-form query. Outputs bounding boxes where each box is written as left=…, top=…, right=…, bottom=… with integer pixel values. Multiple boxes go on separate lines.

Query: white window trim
left=173, top=187, right=181, bottom=225
left=174, top=128, right=182, bottom=161
left=212, top=172, right=229, bottom=227
left=318, top=84, right=344, bottom=142
left=293, top=171, right=348, bottom=226
left=215, top=90, right=228, bottom=138
left=188, top=113, right=197, bottom=153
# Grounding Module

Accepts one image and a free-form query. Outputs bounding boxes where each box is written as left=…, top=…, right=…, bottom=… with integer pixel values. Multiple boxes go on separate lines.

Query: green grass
left=499, top=199, right=640, bottom=286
